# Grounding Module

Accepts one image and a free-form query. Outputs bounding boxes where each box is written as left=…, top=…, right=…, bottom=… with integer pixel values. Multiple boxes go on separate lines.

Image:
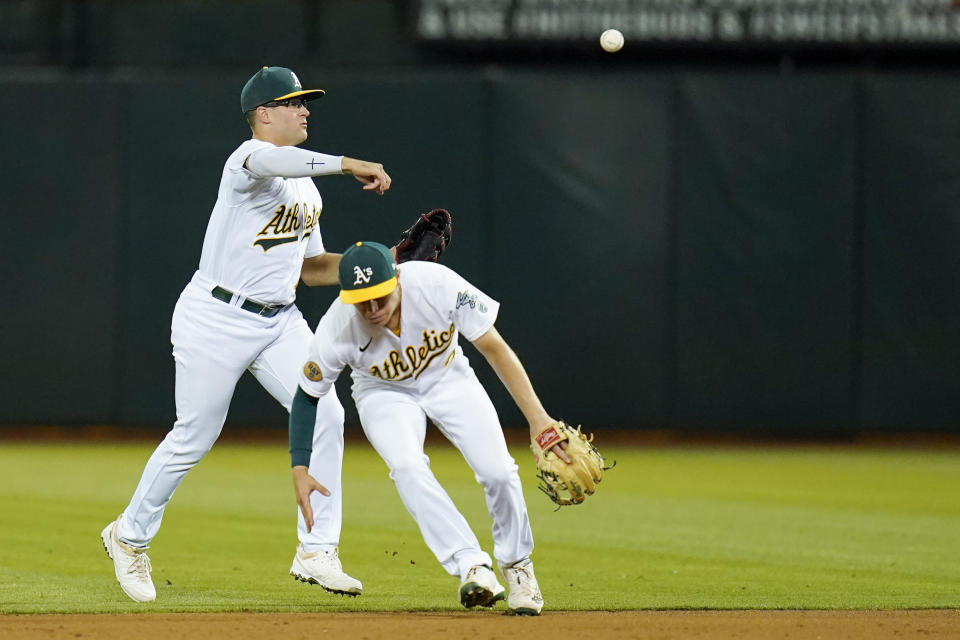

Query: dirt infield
left=3, top=610, right=959, bottom=640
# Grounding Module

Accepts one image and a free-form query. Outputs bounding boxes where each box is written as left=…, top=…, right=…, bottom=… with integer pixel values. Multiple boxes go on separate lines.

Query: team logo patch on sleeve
left=303, top=361, right=323, bottom=381
left=456, top=291, right=488, bottom=313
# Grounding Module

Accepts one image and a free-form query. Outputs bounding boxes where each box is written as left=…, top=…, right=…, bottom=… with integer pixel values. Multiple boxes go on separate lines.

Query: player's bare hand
left=341, top=157, right=391, bottom=195
left=292, top=466, right=330, bottom=533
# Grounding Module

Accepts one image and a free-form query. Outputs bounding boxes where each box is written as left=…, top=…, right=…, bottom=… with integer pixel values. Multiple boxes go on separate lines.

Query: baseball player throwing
left=287, top=241, right=572, bottom=615
left=101, top=67, right=391, bottom=602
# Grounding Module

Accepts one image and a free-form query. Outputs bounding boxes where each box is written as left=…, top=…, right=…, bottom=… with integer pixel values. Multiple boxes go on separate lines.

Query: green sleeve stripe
left=289, top=387, right=320, bottom=467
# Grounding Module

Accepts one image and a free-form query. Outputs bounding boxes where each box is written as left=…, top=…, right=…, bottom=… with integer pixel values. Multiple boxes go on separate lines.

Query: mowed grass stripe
left=0, top=441, right=957, bottom=612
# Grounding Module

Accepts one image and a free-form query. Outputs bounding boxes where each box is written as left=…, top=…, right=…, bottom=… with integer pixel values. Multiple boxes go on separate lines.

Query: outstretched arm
left=244, top=148, right=391, bottom=195
left=245, top=147, right=344, bottom=178
left=289, top=387, right=330, bottom=531
left=471, top=327, right=571, bottom=463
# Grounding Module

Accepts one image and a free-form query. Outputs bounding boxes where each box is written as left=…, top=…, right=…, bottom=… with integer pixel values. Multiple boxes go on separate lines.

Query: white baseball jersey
left=299, top=261, right=500, bottom=397
left=197, top=138, right=325, bottom=305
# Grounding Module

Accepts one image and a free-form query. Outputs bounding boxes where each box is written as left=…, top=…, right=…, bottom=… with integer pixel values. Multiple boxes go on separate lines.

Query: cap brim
left=339, top=276, right=397, bottom=304
left=273, top=88, right=325, bottom=101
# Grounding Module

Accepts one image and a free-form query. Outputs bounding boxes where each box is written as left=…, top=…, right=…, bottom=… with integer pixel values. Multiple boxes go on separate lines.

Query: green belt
left=211, top=285, right=286, bottom=318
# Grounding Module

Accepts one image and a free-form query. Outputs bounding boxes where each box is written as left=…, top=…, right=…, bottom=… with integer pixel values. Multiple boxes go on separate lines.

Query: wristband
left=289, top=387, right=321, bottom=467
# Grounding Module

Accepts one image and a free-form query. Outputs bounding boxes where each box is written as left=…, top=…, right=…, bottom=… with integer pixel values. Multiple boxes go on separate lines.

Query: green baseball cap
left=338, top=242, right=398, bottom=304
left=240, top=66, right=325, bottom=113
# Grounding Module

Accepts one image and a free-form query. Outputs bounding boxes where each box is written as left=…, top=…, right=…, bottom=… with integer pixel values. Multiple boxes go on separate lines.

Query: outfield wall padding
left=2, top=69, right=958, bottom=433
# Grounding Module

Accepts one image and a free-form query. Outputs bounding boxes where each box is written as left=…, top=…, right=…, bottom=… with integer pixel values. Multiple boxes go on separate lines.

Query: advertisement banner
left=415, top=0, right=960, bottom=48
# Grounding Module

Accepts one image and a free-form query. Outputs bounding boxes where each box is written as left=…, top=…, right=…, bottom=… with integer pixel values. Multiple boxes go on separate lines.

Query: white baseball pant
left=117, top=279, right=344, bottom=549
left=354, top=363, right=534, bottom=577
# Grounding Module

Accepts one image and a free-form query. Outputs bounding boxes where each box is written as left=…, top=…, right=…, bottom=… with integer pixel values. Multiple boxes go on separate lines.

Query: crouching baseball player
left=287, top=241, right=572, bottom=615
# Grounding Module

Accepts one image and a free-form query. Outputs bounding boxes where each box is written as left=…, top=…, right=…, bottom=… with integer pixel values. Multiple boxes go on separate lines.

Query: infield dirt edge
left=3, top=610, right=960, bottom=640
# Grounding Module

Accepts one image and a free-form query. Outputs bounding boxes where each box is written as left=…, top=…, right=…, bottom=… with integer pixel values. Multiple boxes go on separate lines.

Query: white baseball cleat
left=458, top=564, right=505, bottom=609
left=500, top=558, right=544, bottom=615
left=100, top=516, right=156, bottom=603
left=290, top=544, right=362, bottom=596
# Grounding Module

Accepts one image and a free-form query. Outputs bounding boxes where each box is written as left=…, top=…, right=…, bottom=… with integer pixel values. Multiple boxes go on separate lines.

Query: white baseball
left=600, top=28, right=624, bottom=53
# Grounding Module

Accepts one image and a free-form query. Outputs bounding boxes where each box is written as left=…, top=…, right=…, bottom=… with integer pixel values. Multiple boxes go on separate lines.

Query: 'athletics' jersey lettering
left=254, top=203, right=321, bottom=251
left=369, top=323, right=456, bottom=381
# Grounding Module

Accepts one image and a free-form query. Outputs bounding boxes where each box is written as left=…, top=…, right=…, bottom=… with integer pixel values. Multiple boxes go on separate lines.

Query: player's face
left=265, top=98, right=311, bottom=145
left=355, top=286, right=401, bottom=328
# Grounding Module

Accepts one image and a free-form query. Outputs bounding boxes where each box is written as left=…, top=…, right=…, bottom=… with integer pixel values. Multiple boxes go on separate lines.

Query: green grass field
left=1, top=439, right=958, bottom=613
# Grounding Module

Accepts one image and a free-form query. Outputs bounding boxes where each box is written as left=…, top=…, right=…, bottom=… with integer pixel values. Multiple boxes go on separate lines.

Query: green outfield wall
left=2, top=68, right=958, bottom=434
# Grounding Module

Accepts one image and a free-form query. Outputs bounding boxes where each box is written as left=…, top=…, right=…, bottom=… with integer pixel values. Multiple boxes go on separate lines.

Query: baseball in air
left=600, top=29, right=624, bottom=53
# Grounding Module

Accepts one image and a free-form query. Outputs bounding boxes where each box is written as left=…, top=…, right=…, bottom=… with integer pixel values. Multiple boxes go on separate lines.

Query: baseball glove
left=396, top=208, right=452, bottom=263
left=531, top=421, right=612, bottom=507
